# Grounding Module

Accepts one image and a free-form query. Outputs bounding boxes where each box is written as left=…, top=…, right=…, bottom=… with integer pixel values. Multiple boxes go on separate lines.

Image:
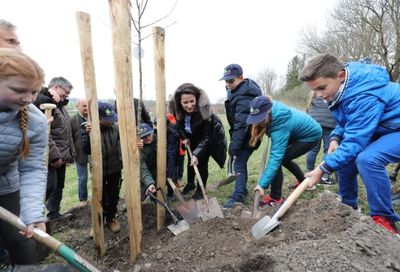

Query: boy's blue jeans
left=231, top=148, right=253, bottom=202
left=338, top=131, right=400, bottom=221
left=76, top=162, right=88, bottom=201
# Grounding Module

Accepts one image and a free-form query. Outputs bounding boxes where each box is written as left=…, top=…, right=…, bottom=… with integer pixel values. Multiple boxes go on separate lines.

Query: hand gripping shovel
left=147, top=188, right=190, bottom=235
left=187, top=146, right=224, bottom=221
left=0, top=205, right=100, bottom=272
left=252, top=178, right=311, bottom=240
left=167, top=178, right=200, bottom=224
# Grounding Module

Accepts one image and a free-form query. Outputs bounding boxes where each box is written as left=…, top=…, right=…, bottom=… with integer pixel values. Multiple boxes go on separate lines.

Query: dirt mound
left=47, top=191, right=400, bottom=272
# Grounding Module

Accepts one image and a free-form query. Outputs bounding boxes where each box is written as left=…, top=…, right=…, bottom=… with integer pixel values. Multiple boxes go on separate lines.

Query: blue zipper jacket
left=259, top=101, right=322, bottom=188
left=321, top=62, right=400, bottom=173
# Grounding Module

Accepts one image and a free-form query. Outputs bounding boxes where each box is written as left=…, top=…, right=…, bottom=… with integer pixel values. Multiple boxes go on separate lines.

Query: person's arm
left=229, top=97, right=252, bottom=157
left=258, top=128, right=291, bottom=189
left=140, top=151, right=155, bottom=192
left=192, top=118, right=212, bottom=160
left=322, top=95, right=384, bottom=174
left=18, top=115, right=48, bottom=226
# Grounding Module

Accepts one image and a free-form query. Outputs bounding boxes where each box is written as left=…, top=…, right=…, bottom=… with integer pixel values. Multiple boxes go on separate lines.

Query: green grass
left=61, top=114, right=400, bottom=216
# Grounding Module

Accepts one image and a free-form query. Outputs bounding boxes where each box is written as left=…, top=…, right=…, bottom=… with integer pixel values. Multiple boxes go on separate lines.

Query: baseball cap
left=246, top=96, right=273, bottom=125
left=98, top=101, right=118, bottom=123
left=219, top=64, right=243, bottom=81
left=140, top=123, right=154, bottom=138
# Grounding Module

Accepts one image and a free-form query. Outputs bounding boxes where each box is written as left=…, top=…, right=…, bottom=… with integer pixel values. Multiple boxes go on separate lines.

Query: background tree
left=130, top=0, right=177, bottom=125
left=283, top=55, right=305, bottom=92
left=300, top=0, right=400, bottom=82
left=255, top=67, right=277, bottom=95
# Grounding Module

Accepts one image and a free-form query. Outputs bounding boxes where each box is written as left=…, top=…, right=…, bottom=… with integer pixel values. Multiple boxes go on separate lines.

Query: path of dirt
left=47, top=191, right=400, bottom=272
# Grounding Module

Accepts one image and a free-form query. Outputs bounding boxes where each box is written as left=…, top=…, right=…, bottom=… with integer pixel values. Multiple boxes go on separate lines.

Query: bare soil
left=47, top=191, right=400, bottom=272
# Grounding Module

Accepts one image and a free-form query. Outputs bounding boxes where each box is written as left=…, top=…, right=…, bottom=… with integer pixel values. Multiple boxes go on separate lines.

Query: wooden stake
left=75, top=11, right=105, bottom=256
left=108, top=0, right=142, bottom=261
left=153, top=26, right=167, bottom=231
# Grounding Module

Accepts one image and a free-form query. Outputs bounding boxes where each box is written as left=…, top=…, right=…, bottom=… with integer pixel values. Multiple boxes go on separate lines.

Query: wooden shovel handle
left=186, top=146, right=209, bottom=206
left=275, top=178, right=311, bottom=219
left=252, top=190, right=261, bottom=215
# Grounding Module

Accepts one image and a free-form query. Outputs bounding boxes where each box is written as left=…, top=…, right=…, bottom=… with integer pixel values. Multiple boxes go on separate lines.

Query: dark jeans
left=46, top=164, right=66, bottom=218
left=0, top=191, right=37, bottom=264
left=270, top=140, right=318, bottom=199
left=231, top=148, right=254, bottom=201
left=103, top=170, right=122, bottom=222
left=187, top=154, right=210, bottom=192
left=76, top=162, right=88, bottom=201
left=306, top=127, right=332, bottom=171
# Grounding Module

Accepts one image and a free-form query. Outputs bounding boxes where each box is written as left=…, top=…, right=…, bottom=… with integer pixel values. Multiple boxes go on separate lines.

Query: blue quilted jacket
left=322, top=62, right=400, bottom=173
left=0, top=104, right=48, bottom=225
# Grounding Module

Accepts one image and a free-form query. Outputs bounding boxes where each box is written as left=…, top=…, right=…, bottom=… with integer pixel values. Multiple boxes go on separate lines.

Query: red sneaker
left=372, top=216, right=398, bottom=234
left=260, top=194, right=284, bottom=207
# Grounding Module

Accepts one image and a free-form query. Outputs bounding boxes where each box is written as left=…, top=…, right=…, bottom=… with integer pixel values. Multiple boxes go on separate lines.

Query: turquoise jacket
left=259, top=101, right=322, bottom=188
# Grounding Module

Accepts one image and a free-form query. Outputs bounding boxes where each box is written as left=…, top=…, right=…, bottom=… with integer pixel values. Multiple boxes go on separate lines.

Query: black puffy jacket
left=225, top=78, right=262, bottom=156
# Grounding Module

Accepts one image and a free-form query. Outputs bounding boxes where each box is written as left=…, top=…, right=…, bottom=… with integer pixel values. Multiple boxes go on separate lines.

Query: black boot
left=192, top=189, right=203, bottom=200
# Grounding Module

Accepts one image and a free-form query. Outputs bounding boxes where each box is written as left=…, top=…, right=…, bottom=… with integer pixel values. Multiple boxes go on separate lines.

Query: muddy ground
left=47, top=191, right=400, bottom=272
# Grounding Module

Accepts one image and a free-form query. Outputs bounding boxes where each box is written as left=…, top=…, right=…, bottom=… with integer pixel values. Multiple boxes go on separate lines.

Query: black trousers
left=0, top=191, right=37, bottom=264
left=270, top=140, right=318, bottom=199
left=46, top=164, right=66, bottom=218
left=186, top=154, right=211, bottom=192
left=102, top=170, right=122, bottom=222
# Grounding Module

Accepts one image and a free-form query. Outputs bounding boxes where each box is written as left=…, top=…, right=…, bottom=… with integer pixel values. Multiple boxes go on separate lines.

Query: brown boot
left=108, top=219, right=121, bottom=233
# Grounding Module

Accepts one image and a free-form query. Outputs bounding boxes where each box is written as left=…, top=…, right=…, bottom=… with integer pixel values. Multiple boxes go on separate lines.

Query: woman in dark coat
left=171, top=83, right=226, bottom=200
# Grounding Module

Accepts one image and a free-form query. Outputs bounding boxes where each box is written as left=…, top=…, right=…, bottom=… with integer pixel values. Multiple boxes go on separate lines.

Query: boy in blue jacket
left=299, top=53, right=400, bottom=234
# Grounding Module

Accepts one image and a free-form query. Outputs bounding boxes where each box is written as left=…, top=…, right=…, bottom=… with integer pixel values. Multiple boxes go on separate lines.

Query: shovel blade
left=167, top=220, right=190, bottom=235
left=241, top=210, right=252, bottom=219
left=175, top=199, right=201, bottom=224
left=252, top=215, right=280, bottom=240
left=215, top=174, right=240, bottom=189
left=196, top=197, right=224, bottom=221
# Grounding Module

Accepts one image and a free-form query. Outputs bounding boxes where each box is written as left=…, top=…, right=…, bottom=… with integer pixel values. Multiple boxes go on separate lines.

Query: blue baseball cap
left=219, top=64, right=243, bottom=81
left=140, top=123, right=154, bottom=138
left=98, top=101, right=118, bottom=123
left=246, top=96, right=273, bottom=125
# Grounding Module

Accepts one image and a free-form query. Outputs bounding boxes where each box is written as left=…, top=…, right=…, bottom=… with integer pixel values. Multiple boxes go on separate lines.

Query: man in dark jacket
left=34, top=77, right=75, bottom=220
left=220, top=64, right=262, bottom=208
left=70, top=98, right=89, bottom=207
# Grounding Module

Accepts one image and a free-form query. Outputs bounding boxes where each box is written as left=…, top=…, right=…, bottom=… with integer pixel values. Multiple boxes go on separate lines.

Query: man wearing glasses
left=220, top=64, right=262, bottom=208
left=34, top=77, right=76, bottom=220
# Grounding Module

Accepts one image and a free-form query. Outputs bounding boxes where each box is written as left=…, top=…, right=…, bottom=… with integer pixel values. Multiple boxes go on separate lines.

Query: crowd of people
left=1, top=18, right=400, bottom=266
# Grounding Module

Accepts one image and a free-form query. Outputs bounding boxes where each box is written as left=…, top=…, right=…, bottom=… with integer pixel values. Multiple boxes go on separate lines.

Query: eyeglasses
left=225, top=79, right=235, bottom=84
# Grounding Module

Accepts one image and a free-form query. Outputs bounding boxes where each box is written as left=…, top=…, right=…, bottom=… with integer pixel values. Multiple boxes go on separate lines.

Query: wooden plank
left=75, top=11, right=105, bottom=256
left=108, top=0, right=142, bottom=261
left=153, top=26, right=167, bottom=231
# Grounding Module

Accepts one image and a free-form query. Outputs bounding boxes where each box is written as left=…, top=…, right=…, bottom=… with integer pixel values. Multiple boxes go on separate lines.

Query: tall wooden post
left=75, top=12, right=105, bottom=256
left=153, top=27, right=167, bottom=231
left=108, top=0, right=142, bottom=261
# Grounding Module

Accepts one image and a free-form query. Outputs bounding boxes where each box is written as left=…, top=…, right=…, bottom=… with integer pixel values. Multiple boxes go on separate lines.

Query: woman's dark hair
left=173, top=83, right=201, bottom=121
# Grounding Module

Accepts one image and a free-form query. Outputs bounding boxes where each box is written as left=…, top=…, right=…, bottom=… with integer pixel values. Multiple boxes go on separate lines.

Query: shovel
left=209, top=157, right=240, bottom=190
left=241, top=140, right=270, bottom=219
left=0, top=205, right=100, bottom=272
left=187, top=146, right=224, bottom=221
left=167, top=178, right=201, bottom=224
left=241, top=190, right=263, bottom=219
left=147, top=188, right=190, bottom=235
left=252, top=177, right=311, bottom=240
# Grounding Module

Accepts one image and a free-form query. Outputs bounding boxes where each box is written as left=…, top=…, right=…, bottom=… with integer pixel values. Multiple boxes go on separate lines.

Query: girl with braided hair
left=0, top=48, right=48, bottom=264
